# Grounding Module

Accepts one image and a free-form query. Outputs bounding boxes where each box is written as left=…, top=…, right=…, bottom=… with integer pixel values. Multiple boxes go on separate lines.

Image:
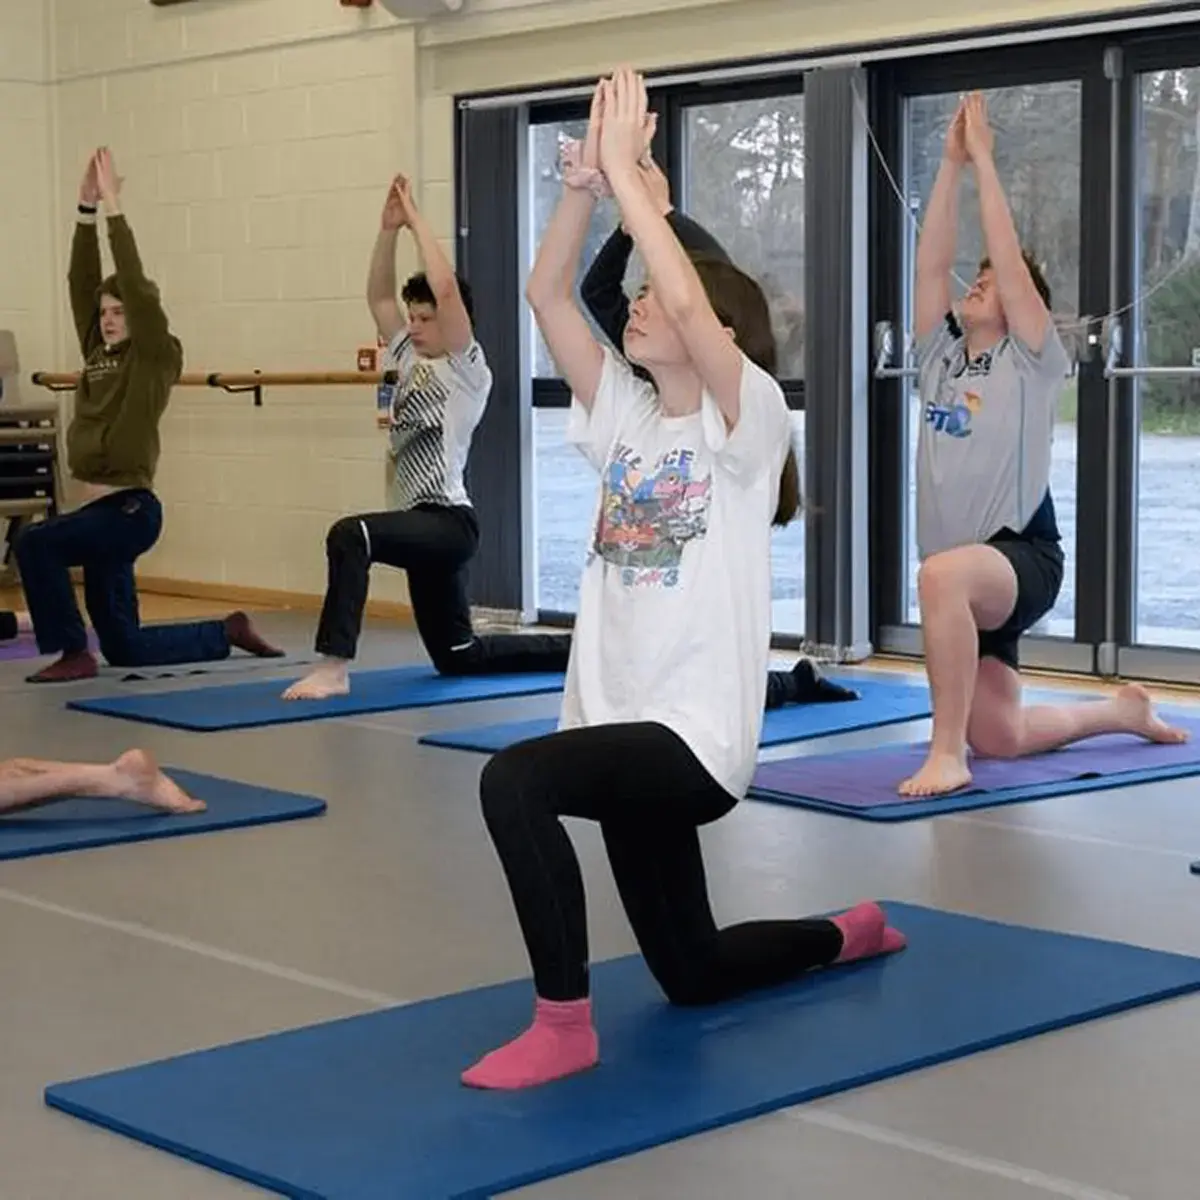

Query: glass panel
left=772, top=411, right=806, bottom=636
left=527, top=118, right=621, bottom=379
left=679, top=93, right=806, bottom=635
left=1134, top=68, right=1200, bottom=648
left=534, top=409, right=806, bottom=630
left=679, top=94, right=806, bottom=380
left=902, top=83, right=1082, bottom=636
left=533, top=407, right=591, bottom=614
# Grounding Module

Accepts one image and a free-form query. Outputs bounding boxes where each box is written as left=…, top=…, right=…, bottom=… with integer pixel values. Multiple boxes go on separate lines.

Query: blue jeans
left=15, top=489, right=230, bottom=666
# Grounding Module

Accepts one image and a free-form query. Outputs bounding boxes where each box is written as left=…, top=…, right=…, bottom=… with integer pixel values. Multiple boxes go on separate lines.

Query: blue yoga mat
left=44, top=903, right=1200, bottom=1199
left=65, top=666, right=567, bottom=732
left=0, top=770, right=325, bottom=861
left=418, top=676, right=932, bottom=754
left=750, top=714, right=1200, bottom=821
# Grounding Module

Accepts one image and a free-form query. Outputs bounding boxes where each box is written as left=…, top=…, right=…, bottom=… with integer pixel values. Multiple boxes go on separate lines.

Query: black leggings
left=479, top=721, right=842, bottom=1006
left=315, top=504, right=570, bottom=674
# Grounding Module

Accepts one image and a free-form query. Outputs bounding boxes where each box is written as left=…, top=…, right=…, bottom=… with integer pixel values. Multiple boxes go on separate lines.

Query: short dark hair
left=979, top=251, right=1052, bottom=311
left=401, top=271, right=475, bottom=323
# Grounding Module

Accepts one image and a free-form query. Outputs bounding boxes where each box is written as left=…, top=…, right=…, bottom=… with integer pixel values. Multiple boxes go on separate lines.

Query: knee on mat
left=651, top=956, right=721, bottom=1008
left=94, top=629, right=139, bottom=667
left=968, top=722, right=1023, bottom=760
left=431, top=642, right=477, bottom=677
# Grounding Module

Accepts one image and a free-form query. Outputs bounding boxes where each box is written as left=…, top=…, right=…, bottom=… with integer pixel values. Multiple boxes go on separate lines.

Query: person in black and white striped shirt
left=283, top=175, right=572, bottom=701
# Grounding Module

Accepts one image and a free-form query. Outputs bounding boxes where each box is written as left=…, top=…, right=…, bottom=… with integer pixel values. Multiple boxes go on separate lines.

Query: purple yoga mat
left=752, top=714, right=1200, bottom=809
left=0, top=631, right=98, bottom=662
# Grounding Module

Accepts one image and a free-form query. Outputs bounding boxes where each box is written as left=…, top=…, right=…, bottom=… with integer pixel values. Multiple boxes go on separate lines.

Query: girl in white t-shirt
left=461, top=69, right=906, bottom=1093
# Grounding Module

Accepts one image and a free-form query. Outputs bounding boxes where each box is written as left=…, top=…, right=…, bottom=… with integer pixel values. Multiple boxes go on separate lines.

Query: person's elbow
left=430, top=273, right=460, bottom=308
left=525, top=274, right=556, bottom=313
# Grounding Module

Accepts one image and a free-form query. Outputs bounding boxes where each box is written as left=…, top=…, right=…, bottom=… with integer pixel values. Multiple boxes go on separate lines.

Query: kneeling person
left=903, top=93, right=1184, bottom=797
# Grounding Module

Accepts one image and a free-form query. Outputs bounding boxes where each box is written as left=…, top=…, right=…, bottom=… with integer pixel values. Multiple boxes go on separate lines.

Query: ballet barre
left=30, top=369, right=399, bottom=408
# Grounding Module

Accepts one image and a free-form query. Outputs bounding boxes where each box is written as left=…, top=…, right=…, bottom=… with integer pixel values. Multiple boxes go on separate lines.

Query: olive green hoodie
left=66, top=214, right=183, bottom=491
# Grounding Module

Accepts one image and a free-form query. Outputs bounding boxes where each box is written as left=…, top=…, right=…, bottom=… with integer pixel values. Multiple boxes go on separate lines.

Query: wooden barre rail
left=30, top=369, right=399, bottom=407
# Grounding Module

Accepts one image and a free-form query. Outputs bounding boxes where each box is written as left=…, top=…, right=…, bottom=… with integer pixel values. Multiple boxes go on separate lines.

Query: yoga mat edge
left=749, top=756, right=1200, bottom=821
left=65, top=667, right=566, bottom=732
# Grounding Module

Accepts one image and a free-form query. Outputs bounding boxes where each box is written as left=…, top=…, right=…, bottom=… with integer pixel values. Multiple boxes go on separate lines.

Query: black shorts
left=977, top=530, right=1064, bottom=671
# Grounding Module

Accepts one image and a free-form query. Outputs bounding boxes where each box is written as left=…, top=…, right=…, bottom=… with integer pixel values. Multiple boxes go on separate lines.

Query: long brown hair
left=689, top=256, right=801, bottom=527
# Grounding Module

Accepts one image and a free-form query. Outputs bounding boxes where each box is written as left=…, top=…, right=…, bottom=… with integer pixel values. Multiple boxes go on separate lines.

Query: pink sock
left=461, top=996, right=599, bottom=1090
left=832, top=901, right=908, bottom=963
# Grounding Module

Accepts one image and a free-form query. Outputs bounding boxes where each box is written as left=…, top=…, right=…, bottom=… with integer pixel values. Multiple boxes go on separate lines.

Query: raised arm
left=396, top=176, right=474, bottom=355
left=68, top=154, right=103, bottom=357
left=581, top=152, right=730, bottom=351
left=580, top=226, right=636, bottom=349
left=964, top=92, right=1050, bottom=351
left=95, top=149, right=175, bottom=360
left=525, top=84, right=607, bottom=409
left=914, top=102, right=967, bottom=342
left=601, top=68, right=745, bottom=430
left=367, top=180, right=406, bottom=343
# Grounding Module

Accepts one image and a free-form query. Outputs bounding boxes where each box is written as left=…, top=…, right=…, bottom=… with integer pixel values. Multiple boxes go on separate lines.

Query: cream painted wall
left=42, top=0, right=438, bottom=598
left=0, top=0, right=54, bottom=389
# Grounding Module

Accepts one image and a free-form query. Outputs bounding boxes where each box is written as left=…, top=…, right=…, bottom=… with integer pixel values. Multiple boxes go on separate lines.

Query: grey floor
left=3, top=611, right=1199, bottom=1200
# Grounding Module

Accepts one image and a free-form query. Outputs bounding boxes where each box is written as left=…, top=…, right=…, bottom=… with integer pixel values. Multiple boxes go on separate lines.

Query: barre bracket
left=873, top=320, right=918, bottom=380
left=206, top=372, right=262, bottom=407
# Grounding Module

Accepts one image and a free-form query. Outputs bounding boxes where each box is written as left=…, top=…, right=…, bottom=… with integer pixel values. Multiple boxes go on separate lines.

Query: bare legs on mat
left=901, top=545, right=1187, bottom=797
left=0, top=749, right=204, bottom=814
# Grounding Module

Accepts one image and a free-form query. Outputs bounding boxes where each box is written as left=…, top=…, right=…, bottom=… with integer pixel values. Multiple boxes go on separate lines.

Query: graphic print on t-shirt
left=389, top=358, right=451, bottom=509
left=924, top=388, right=982, bottom=439
left=590, top=441, right=712, bottom=587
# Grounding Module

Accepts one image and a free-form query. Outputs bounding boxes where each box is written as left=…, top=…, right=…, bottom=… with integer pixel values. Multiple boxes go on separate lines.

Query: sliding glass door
left=870, top=43, right=1111, bottom=676
left=1117, top=39, right=1200, bottom=683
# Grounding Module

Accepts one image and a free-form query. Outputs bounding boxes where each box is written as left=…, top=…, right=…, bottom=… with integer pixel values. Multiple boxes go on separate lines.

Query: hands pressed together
left=380, top=172, right=421, bottom=232
left=559, top=66, right=670, bottom=214
left=78, top=147, right=123, bottom=212
left=944, top=91, right=995, bottom=167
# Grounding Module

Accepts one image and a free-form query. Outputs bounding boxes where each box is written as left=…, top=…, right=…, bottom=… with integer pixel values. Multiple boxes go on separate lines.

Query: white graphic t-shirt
left=560, top=347, right=793, bottom=799
left=382, top=332, right=492, bottom=510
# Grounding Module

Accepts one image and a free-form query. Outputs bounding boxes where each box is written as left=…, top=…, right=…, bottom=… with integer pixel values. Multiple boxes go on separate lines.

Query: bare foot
left=224, top=611, right=285, bottom=658
left=1114, top=683, right=1189, bottom=744
left=281, top=661, right=350, bottom=701
left=111, top=749, right=206, bottom=814
left=898, top=750, right=973, bottom=797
